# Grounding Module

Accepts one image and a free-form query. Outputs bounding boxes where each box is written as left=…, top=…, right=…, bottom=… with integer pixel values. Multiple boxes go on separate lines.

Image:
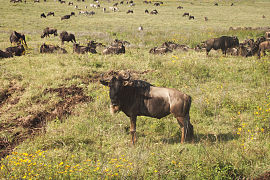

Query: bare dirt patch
left=0, top=84, right=92, bottom=159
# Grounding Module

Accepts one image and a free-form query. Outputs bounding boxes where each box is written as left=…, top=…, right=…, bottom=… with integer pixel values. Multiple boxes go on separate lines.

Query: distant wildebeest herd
left=1, top=28, right=270, bottom=59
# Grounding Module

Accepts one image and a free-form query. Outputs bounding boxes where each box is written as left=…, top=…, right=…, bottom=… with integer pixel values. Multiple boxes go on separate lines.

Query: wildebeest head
left=232, top=36, right=239, bottom=47
left=100, top=72, right=131, bottom=113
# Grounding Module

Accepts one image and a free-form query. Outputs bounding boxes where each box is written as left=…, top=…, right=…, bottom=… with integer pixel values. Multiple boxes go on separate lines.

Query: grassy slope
left=0, top=0, right=269, bottom=179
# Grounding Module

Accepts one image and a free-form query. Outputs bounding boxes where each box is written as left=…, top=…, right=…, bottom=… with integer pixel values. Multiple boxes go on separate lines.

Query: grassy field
left=0, top=0, right=270, bottom=179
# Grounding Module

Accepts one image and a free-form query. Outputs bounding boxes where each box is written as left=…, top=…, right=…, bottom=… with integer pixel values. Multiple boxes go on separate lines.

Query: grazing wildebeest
left=153, top=2, right=160, bottom=6
left=73, top=43, right=97, bottom=54
left=0, top=50, right=13, bottom=58
left=189, top=15, right=194, bottom=20
left=149, top=46, right=172, bottom=54
left=40, top=43, right=67, bottom=53
left=5, top=45, right=25, bottom=56
left=47, top=12, right=55, bottom=16
left=71, top=12, right=75, bottom=16
left=61, top=15, right=71, bottom=20
left=68, top=1, right=73, bottom=5
left=231, top=3, right=234, bottom=6
left=145, top=9, right=149, bottom=13
left=177, top=6, right=183, bottom=9
left=59, top=31, right=76, bottom=44
left=150, top=9, right=158, bottom=15
left=126, top=10, right=133, bottom=14
left=205, top=36, right=239, bottom=55
left=214, top=2, right=218, bottom=6
left=100, top=71, right=194, bottom=144
left=41, top=13, right=46, bottom=18
left=204, top=17, right=208, bottom=21
left=113, top=2, right=118, bottom=6
left=34, top=0, right=40, bottom=2
left=41, top=27, right=58, bottom=38
left=103, top=40, right=125, bottom=55
left=182, top=12, right=189, bottom=17
left=258, top=41, right=270, bottom=59
left=120, top=1, right=124, bottom=4
left=10, top=31, right=27, bottom=47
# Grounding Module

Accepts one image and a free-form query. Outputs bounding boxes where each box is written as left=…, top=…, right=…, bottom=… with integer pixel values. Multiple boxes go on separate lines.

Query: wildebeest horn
left=122, top=72, right=130, bottom=80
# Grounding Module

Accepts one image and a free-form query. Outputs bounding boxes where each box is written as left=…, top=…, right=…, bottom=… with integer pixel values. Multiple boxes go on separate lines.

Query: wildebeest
left=182, top=12, right=189, bottom=17
left=153, top=2, right=160, bottom=6
left=149, top=46, right=172, bottom=54
left=68, top=1, right=73, bottom=5
left=265, top=32, right=270, bottom=39
left=41, top=27, right=58, bottom=38
left=113, top=2, right=118, bottom=6
left=162, top=41, right=189, bottom=51
left=0, top=50, right=13, bottom=58
left=71, top=12, right=75, bottom=16
left=145, top=9, right=149, bottom=13
left=214, top=2, right=218, bottom=6
left=103, top=40, right=125, bottom=55
left=100, top=71, right=194, bottom=144
left=177, top=6, right=183, bottom=9
left=40, top=43, right=67, bottom=53
left=10, top=31, right=27, bottom=47
left=73, top=43, right=97, bottom=54
left=204, top=36, right=239, bottom=55
left=204, top=17, right=208, bottom=21
left=41, top=13, right=46, bottom=18
left=126, top=10, right=133, bottom=14
left=258, top=41, right=270, bottom=59
left=5, top=45, right=25, bottom=56
left=59, top=31, right=76, bottom=45
left=61, top=15, right=71, bottom=20
left=10, top=0, right=22, bottom=3
left=47, top=12, right=55, bottom=16
left=189, top=15, right=194, bottom=20
left=150, top=9, right=158, bottom=15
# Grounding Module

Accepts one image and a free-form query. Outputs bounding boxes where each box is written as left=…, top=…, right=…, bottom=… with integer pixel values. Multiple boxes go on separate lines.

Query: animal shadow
left=161, top=132, right=239, bottom=144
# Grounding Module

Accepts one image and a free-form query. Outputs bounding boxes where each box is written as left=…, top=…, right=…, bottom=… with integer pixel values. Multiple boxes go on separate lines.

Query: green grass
left=0, top=0, right=270, bottom=179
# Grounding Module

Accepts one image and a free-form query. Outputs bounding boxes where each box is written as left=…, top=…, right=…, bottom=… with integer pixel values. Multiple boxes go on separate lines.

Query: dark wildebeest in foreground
left=40, top=43, right=67, bottom=53
left=41, top=13, right=46, bottom=18
left=73, top=43, right=97, bottom=54
left=0, top=50, right=13, bottom=58
left=258, top=41, right=270, bottom=59
left=182, top=12, right=189, bottom=17
left=177, top=6, right=183, bottom=9
left=5, top=45, right=25, bottom=56
left=59, top=31, right=76, bottom=45
left=205, top=36, right=239, bottom=55
left=47, top=12, right=55, bottom=16
left=10, top=31, right=27, bottom=47
left=100, top=71, right=194, bottom=144
left=41, top=27, right=58, bottom=38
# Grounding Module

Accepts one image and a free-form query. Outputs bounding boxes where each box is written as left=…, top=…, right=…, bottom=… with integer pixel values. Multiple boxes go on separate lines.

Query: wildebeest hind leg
left=176, top=117, right=186, bottom=143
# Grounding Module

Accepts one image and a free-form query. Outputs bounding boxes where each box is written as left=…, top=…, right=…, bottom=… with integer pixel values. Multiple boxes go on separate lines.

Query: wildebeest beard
left=109, top=79, right=152, bottom=115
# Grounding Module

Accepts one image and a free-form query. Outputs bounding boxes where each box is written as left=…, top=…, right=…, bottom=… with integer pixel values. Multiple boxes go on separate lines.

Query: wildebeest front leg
left=130, top=116, right=137, bottom=145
